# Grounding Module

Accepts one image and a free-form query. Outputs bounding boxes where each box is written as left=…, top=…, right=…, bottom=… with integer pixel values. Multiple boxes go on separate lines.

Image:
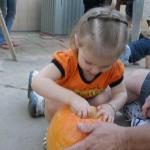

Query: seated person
left=124, top=69, right=150, bottom=126
left=120, top=37, right=150, bottom=69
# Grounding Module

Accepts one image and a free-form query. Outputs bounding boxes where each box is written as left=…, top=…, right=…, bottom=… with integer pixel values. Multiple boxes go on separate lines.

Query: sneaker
left=123, top=102, right=150, bottom=126
left=131, top=117, right=150, bottom=126
left=123, top=102, right=141, bottom=121
left=27, top=70, right=45, bottom=117
left=28, top=91, right=45, bottom=117
left=27, top=70, right=38, bottom=98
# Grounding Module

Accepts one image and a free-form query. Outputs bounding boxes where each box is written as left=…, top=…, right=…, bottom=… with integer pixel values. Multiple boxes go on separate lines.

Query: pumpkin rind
left=47, top=105, right=103, bottom=150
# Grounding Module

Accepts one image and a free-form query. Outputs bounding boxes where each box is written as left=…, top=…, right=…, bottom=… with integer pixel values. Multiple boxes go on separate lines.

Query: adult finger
left=77, top=122, right=100, bottom=133
left=65, top=122, right=101, bottom=150
left=142, top=101, right=150, bottom=117
left=64, top=124, right=95, bottom=150
left=147, top=109, right=150, bottom=118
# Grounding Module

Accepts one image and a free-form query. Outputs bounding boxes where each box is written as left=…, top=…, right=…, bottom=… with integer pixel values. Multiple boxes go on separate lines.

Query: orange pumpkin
left=47, top=105, right=104, bottom=150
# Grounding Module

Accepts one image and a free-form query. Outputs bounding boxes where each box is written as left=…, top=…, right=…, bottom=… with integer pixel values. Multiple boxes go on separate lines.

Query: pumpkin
left=47, top=105, right=104, bottom=150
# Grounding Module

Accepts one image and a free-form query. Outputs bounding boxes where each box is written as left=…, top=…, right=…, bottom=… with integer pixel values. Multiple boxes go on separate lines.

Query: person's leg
left=83, top=0, right=102, bottom=13
left=125, top=0, right=133, bottom=25
left=115, top=0, right=126, bottom=11
left=132, top=71, right=150, bottom=126
left=145, top=56, right=150, bottom=69
left=6, top=0, right=17, bottom=33
left=124, top=69, right=150, bottom=126
left=0, top=0, right=7, bottom=44
left=103, top=0, right=112, bottom=6
left=128, top=38, right=150, bottom=68
left=83, top=0, right=112, bottom=13
left=125, top=69, right=148, bottom=103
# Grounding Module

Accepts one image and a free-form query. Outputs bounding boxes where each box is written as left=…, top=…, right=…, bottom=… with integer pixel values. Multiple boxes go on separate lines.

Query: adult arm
left=65, top=122, right=150, bottom=150
left=126, top=125, right=150, bottom=150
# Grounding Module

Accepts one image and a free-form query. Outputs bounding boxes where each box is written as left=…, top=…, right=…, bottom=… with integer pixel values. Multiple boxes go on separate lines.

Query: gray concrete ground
left=0, top=32, right=147, bottom=150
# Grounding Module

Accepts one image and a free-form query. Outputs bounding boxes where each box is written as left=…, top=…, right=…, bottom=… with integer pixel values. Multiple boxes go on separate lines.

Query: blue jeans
left=0, top=0, right=17, bottom=44
left=120, top=38, right=150, bottom=64
left=129, top=38, right=150, bottom=63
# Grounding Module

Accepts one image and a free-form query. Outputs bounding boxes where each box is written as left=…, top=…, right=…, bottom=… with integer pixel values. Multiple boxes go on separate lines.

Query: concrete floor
left=0, top=32, right=147, bottom=150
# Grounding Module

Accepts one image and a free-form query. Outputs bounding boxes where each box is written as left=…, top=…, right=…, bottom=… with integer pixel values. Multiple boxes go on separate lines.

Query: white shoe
left=131, top=117, right=150, bottom=126
left=123, top=102, right=150, bottom=126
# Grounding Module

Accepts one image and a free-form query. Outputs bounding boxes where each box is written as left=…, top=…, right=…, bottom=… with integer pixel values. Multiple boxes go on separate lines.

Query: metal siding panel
left=13, top=0, right=41, bottom=31
left=41, top=0, right=84, bottom=35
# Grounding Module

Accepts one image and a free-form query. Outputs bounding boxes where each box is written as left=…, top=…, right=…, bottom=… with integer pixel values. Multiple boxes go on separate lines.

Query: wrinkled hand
left=96, top=104, right=115, bottom=122
left=142, top=95, right=150, bottom=118
left=70, top=97, right=91, bottom=118
left=64, top=122, right=126, bottom=150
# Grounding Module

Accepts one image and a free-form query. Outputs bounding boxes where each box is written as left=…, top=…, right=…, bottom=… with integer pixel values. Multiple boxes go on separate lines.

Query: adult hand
left=64, top=122, right=127, bottom=150
left=142, top=95, right=150, bottom=118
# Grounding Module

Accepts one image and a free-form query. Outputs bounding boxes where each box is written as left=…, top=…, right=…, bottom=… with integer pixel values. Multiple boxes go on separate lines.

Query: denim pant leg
left=129, top=38, right=150, bottom=63
left=0, top=0, right=7, bottom=44
left=0, top=0, right=16, bottom=44
left=6, top=0, right=17, bottom=33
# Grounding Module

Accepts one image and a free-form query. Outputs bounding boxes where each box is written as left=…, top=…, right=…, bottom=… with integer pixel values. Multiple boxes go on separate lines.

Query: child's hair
left=70, top=7, right=128, bottom=59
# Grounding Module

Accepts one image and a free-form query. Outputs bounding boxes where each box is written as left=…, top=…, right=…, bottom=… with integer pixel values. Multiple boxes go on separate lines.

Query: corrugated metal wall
left=13, top=0, right=41, bottom=31
left=41, top=0, right=84, bottom=35
left=143, top=0, right=150, bottom=19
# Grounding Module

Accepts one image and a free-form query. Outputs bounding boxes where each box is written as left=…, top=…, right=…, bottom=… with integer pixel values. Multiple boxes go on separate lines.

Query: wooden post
left=131, top=0, right=144, bottom=41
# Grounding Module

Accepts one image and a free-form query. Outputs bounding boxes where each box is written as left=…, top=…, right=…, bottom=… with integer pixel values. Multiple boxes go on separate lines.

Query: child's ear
left=74, top=34, right=79, bottom=49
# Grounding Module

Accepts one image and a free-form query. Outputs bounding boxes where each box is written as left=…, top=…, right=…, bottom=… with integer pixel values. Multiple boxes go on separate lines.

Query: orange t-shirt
left=51, top=49, right=124, bottom=99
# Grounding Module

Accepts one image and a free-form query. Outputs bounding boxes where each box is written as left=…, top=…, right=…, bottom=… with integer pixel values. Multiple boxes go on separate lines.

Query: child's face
left=78, top=48, right=116, bottom=76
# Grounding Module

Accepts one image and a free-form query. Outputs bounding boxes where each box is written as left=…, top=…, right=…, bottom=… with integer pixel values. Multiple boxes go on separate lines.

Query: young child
left=120, top=37, right=150, bottom=69
left=124, top=69, right=150, bottom=126
left=29, top=7, right=128, bottom=123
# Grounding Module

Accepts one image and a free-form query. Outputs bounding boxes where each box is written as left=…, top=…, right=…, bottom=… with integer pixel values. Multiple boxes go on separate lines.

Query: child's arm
left=97, top=81, right=127, bottom=122
left=108, top=80, right=127, bottom=112
left=32, top=63, right=91, bottom=118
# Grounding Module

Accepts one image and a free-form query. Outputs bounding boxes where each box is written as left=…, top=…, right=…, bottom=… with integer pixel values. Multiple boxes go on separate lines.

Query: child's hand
left=96, top=104, right=116, bottom=123
left=70, top=97, right=91, bottom=118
